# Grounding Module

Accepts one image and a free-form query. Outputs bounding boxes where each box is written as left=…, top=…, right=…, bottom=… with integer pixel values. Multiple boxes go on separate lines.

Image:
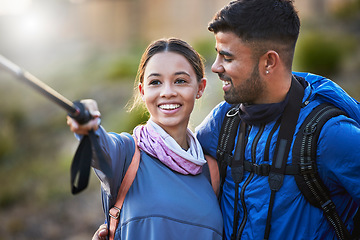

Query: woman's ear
left=196, top=78, right=207, bottom=99
left=138, top=83, right=145, bottom=100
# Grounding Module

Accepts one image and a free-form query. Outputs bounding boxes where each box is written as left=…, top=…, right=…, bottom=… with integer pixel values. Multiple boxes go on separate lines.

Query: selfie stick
left=0, top=54, right=111, bottom=194
left=0, top=54, right=91, bottom=124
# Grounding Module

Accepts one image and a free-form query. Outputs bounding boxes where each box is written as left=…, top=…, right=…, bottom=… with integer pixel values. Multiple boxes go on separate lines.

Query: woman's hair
left=128, top=38, right=205, bottom=111
left=208, top=0, right=300, bottom=70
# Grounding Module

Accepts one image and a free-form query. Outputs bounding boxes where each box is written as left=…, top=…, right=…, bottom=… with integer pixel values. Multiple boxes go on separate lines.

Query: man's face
left=211, top=31, right=265, bottom=105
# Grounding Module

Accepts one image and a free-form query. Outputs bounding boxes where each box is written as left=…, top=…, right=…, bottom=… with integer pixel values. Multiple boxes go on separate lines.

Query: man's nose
left=211, top=56, right=224, bottom=73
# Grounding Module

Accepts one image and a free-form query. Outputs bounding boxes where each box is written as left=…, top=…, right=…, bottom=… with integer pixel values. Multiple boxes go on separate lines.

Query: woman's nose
left=160, top=83, right=177, bottom=98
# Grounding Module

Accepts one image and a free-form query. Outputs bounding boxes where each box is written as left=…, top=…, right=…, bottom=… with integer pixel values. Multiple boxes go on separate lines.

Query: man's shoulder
left=195, top=101, right=234, bottom=157
left=294, top=71, right=360, bottom=124
left=211, top=101, right=233, bottom=117
left=196, top=101, right=232, bottom=133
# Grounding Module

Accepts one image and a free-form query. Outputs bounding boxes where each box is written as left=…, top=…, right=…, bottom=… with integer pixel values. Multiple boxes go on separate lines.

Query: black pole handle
left=69, top=100, right=112, bottom=194
left=68, top=101, right=93, bottom=125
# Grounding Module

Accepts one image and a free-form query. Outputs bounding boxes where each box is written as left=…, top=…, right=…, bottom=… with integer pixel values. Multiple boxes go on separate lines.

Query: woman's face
left=139, top=51, right=206, bottom=134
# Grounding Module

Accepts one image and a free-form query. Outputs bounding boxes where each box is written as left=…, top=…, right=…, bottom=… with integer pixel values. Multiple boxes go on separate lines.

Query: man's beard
left=223, top=65, right=264, bottom=105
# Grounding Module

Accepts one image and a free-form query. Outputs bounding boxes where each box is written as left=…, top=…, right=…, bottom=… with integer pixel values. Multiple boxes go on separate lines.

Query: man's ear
left=260, top=50, right=280, bottom=76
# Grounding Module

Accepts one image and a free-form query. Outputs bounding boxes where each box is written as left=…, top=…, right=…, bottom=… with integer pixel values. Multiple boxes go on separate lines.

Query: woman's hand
left=91, top=224, right=108, bottom=240
left=66, top=99, right=101, bottom=135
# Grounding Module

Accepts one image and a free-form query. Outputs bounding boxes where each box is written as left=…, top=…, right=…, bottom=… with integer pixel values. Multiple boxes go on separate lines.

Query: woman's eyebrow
left=174, top=71, right=190, bottom=77
left=147, top=71, right=190, bottom=78
left=147, top=73, right=161, bottom=78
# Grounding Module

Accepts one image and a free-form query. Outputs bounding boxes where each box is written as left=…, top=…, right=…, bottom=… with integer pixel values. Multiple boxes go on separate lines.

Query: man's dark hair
left=208, top=0, right=300, bottom=70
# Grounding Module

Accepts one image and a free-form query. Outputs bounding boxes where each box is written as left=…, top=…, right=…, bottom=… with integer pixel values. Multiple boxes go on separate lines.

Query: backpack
left=216, top=102, right=360, bottom=240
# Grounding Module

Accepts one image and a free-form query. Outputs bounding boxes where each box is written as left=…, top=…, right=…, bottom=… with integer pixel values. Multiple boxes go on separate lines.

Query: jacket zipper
left=237, top=124, right=265, bottom=239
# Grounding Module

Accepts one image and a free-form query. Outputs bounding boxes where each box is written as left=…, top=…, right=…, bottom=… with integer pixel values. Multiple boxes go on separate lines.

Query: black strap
left=243, top=161, right=298, bottom=176
left=264, top=77, right=304, bottom=239
left=292, top=103, right=352, bottom=240
left=69, top=102, right=112, bottom=194
left=217, top=105, right=241, bottom=201
left=353, top=212, right=360, bottom=238
left=71, top=131, right=112, bottom=195
left=230, top=121, right=247, bottom=240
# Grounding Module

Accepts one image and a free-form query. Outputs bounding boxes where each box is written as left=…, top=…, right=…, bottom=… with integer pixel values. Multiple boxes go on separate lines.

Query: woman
left=67, top=38, right=223, bottom=240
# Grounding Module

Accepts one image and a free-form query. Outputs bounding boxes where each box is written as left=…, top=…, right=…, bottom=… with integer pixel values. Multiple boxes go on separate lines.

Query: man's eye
left=224, top=57, right=232, bottom=62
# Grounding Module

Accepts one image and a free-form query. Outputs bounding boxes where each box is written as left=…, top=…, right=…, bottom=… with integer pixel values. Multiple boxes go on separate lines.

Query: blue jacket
left=196, top=72, right=360, bottom=239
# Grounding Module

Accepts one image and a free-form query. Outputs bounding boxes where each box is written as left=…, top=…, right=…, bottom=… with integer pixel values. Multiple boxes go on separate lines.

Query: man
left=196, top=0, right=360, bottom=239
left=93, top=0, right=360, bottom=239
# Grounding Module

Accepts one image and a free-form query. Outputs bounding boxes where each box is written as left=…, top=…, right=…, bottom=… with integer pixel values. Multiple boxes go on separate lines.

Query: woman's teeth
left=159, top=104, right=180, bottom=110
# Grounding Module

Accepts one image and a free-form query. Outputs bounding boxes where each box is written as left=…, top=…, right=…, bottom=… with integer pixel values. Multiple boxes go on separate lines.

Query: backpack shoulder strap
left=292, top=103, right=351, bottom=240
left=108, top=138, right=140, bottom=240
left=216, top=104, right=241, bottom=200
left=264, top=77, right=304, bottom=240
left=216, top=105, right=241, bottom=163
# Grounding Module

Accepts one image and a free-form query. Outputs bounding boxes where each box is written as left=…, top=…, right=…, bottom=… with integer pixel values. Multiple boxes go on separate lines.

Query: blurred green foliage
left=0, top=110, right=22, bottom=161
left=333, top=0, right=360, bottom=21
left=105, top=37, right=216, bottom=82
left=294, top=32, right=357, bottom=77
left=117, top=106, right=150, bottom=134
left=106, top=55, right=141, bottom=82
left=193, top=38, right=216, bottom=65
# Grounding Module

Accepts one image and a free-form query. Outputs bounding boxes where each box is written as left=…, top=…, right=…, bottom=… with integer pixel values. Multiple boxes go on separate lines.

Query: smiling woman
left=66, top=38, right=223, bottom=240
